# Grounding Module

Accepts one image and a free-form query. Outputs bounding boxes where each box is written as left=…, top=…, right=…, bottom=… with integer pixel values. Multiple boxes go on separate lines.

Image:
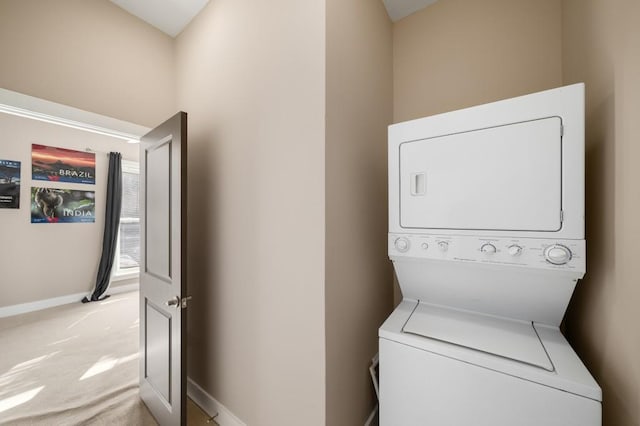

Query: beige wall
left=0, top=0, right=172, bottom=307
left=0, top=112, right=138, bottom=307
left=562, top=0, right=640, bottom=424
left=175, top=1, right=326, bottom=424
left=325, top=0, right=393, bottom=424
left=393, top=0, right=563, bottom=122
left=0, top=0, right=175, bottom=128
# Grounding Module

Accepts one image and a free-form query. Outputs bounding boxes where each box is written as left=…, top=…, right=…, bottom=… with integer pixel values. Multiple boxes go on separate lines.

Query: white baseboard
left=107, top=282, right=140, bottom=296
left=0, top=282, right=139, bottom=318
left=187, top=377, right=246, bottom=426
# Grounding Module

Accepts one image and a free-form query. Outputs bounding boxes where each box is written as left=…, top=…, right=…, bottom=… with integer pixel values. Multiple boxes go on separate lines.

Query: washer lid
left=403, top=302, right=553, bottom=371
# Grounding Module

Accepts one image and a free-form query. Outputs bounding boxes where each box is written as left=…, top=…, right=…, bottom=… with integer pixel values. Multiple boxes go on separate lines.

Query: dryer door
left=399, top=117, right=562, bottom=232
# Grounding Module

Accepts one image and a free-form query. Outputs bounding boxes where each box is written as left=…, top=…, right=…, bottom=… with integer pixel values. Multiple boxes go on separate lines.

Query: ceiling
left=383, top=0, right=439, bottom=22
left=110, top=0, right=210, bottom=37
left=109, top=0, right=437, bottom=38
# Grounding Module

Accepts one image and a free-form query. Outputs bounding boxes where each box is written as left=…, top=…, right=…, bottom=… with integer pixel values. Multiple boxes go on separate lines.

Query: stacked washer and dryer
left=379, top=84, right=602, bottom=425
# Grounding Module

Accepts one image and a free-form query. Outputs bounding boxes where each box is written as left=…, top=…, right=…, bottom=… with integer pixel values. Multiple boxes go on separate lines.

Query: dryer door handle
left=410, top=172, right=426, bottom=196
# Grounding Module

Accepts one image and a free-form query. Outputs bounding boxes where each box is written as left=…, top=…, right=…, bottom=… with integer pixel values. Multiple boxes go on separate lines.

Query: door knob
left=166, top=295, right=192, bottom=309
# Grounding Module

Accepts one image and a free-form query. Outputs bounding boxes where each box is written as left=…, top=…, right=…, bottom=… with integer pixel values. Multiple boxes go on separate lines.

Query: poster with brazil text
left=0, top=159, right=21, bottom=209
left=32, top=144, right=95, bottom=184
left=31, top=187, right=95, bottom=223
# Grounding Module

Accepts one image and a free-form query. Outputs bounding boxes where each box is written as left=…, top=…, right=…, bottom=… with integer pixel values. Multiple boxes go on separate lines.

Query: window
left=113, top=160, right=140, bottom=278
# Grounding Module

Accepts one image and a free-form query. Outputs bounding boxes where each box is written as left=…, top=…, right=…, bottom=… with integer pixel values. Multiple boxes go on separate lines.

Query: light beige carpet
left=0, top=291, right=157, bottom=425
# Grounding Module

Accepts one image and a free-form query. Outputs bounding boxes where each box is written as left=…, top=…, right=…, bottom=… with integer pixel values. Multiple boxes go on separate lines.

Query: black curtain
left=83, top=152, right=122, bottom=303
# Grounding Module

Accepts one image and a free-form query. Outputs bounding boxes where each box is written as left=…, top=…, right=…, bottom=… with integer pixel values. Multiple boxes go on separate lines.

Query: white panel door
left=139, top=112, right=187, bottom=425
left=399, top=117, right=562, bottom=231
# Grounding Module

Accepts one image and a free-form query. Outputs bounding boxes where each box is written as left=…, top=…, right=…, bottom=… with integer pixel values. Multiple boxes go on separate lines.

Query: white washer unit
left=380, top=83, right=602, bottom=425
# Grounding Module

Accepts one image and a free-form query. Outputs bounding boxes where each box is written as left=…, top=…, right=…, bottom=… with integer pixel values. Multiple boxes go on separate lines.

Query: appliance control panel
left=389, top=233, right=585, bottom=273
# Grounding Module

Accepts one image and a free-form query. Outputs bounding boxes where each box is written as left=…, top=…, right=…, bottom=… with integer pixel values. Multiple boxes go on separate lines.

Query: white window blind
left=115, top=160, right=140, bottom=275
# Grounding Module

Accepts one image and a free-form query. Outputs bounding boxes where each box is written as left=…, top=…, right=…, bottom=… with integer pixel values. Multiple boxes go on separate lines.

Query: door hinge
left=560, top=125, right=564, bottom=137
left=560, top=210, right=564, bottom=222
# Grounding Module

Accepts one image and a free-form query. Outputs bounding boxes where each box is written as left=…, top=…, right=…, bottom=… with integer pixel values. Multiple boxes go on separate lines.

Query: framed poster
left=31, top=187, right=95, bottom=223
left=0, top=159, right=21, bottom=209
left=32, top=144, right=95, bottom=184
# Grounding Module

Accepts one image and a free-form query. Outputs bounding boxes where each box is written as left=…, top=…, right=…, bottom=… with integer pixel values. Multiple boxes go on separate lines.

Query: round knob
left=438, top=241, right=449, bottom=252
left=544, top=244, right=572, bottom=265
left=508, top=245, right=523, bottom=256
left=421, top=242, right=429, bottom=250
left=394, top=237, right=410, bottom=253
left=480, top=243, right=496, bottom=254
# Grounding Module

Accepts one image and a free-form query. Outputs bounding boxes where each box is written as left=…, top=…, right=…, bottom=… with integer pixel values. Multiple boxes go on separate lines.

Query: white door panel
left=145, top=301, right=172, bottom=403
left=400, top=117, right=562, bottom=231
left=145, top=139, right=172, bottom=280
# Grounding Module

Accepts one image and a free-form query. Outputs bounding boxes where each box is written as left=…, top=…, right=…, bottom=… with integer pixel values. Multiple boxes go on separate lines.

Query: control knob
left=544, top=244, right=572, bottom=265
left=508, top=245, right=523, bottom=256
left=394, top=237, right=410, bottom=253
left=480, top=243, right=496, bottom=254
left=438, top=241, right=449, bottom=252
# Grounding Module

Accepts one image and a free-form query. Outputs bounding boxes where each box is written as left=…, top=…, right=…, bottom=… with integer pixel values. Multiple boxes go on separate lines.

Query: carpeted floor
left=0, top=291, right=213, bottom=426
left=0, top=291, right=156, bottom=425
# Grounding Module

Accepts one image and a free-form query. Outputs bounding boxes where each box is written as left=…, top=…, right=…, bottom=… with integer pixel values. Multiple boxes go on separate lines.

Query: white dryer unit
left=380, top=84, right=602, bottom=425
